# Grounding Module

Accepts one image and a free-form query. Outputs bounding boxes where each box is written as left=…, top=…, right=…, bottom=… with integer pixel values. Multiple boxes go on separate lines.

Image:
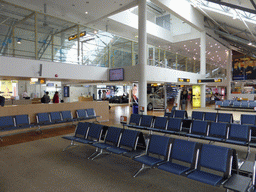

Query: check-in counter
left=0, top=101, right=109, bottom=124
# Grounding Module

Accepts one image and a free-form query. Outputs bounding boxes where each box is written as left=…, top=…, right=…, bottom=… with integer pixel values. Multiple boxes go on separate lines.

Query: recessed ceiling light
left=94, top=30, right=97, bottom=34
left=85, top=11, right=88, bottom=14
left=195, top=42, right=198, bottom=44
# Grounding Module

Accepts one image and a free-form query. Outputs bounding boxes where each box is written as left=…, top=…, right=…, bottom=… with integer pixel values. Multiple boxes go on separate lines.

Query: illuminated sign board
left=178, top=78, right=190, bottom=82
left=197, top=79, right=222, bottom=83
left=68, top=31, right=86, bottom=41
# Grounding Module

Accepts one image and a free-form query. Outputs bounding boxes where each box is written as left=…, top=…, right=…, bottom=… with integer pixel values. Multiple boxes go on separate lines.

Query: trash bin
left=132, top=105, right=138, bottom=114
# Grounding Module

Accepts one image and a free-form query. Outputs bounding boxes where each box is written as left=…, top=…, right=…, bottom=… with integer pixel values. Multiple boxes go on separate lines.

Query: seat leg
left=36, top=126, right=43, bottom=134
left=133, top=164, right=150, bottom=178
left=245, top=146, right=250, bottom=160
left=62, top=140, right=78, bottom=152
left=209, top=141, right=215, bottom=145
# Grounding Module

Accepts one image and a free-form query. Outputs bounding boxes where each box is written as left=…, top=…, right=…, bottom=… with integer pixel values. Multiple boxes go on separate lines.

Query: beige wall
left=0, top=101, right=109, bottom=124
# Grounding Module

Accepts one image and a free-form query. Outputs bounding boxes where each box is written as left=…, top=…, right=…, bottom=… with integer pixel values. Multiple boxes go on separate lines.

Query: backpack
left=41, top=96, right=45, bottom=103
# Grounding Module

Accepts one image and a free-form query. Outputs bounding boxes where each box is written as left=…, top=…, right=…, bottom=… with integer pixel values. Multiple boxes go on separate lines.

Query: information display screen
left=109, top=68, right=124, bottom=81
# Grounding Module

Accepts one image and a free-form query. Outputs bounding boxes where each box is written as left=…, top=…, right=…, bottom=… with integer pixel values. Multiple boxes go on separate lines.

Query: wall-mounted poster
left=233, top=56, right=256, bottom=80
left=63, top=86, right=69, bottom=97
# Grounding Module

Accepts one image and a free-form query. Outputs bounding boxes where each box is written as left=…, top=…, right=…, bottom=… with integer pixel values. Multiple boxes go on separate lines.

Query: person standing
left=41, top=92, right=51, bottom=103
left=53, top=91, right=59, bottom=103
left=98, top=89, right=102, bottom=99
left=0, top=95, right=5, bottom=107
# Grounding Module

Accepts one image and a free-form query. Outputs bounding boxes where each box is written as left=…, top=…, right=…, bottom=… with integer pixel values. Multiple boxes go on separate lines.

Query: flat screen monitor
left=109, top=68, right=124, bottom=81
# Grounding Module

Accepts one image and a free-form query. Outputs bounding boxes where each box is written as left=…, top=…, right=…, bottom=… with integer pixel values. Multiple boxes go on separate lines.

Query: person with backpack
left=41, top=92, right=50, bottom=103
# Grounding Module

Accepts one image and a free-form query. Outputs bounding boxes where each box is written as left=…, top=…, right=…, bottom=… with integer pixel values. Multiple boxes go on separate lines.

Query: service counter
left=0, top=101, right=109, bottom=124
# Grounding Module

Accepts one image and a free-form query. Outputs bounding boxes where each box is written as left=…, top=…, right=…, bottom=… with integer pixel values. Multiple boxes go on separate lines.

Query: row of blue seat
left=0, top=108, right=99, bottom=132
left=126, top=114, right=251, bottom=147
left=216, top=100, right=256, bottom=109
left=164, top=110, right=234, bottom=123
left=62, top=123, right=246, bottom=190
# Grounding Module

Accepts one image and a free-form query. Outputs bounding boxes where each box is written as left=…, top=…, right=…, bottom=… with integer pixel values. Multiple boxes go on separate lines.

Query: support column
left=77, top=25, right=80, bottom=64
left=138, top=0, right=147, bottom=114
left=200, top=31, right=206, bottom=76
left=200, top=31, right=206, bottom=108
left=35, top=13, right=38, bottom=60
left=226, top=49, right=232, bottom=100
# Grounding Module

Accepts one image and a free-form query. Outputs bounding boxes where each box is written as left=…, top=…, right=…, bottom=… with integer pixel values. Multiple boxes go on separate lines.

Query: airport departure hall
left=2, top=0, right=256, bottom=191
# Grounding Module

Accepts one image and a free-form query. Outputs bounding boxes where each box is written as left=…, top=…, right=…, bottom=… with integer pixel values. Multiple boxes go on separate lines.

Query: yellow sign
left=1, top=81, right=12, bottom=98
left=68, top=31, right=86, bottom=41
left=214, top=79, right=222, bottom=82
left=192, top=85, right=201, bottom=108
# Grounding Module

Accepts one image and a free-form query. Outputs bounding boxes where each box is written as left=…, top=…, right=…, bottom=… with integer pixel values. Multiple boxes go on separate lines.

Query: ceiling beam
left=205, top=0, right=256, bottom=14
left=250, top=0, right=256, bottom=10
left=14, top=12, right=35, bottom=26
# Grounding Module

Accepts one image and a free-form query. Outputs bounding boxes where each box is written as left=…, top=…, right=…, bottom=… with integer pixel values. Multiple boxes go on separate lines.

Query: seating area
left=124, top=111, right=256, bottom=164
left=62, top=122, right=255, bottom=191
left=216, top=100, right=256, bottom=111
left=0, top=108, right=100, bottom=134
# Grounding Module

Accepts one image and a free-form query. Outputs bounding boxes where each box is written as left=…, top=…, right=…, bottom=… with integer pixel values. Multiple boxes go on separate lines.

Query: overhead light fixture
left=85, top=11, right=88, bottom=14
left=248, top=42, right=252, bottom=46
left=17, top=38, right=21, bottom=44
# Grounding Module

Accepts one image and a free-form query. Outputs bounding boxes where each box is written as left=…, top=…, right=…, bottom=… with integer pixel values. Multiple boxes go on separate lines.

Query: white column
left=200, top=31, right=206, bottom=108
left=226, top=49, right=232, bottom=100
left=138, top=0, right=147, bottom=114
left=200, top=31, right=206, bottom=76
left=201, top=84, right=206, bottom=108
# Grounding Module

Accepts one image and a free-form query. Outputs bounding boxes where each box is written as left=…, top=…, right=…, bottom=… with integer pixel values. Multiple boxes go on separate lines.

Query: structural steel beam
left=14, top=12, right=35, bottom=26
left=206, top=0, right=256, bottom=14
left=250, top=0, right=256, bottom=10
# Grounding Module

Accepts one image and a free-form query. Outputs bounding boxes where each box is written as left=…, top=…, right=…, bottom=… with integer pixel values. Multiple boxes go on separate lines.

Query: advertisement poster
left=192, top=85, right=201, bottom=108
left=233, top=57, right=256, bottom=80
left=1, top=81, right=13, bottom=98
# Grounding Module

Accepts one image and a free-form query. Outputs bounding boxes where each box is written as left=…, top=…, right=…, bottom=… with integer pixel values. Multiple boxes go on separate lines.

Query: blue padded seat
left=241, top=114, right=256, bottom=125
left=86, top=108, right=100, bottom=120
left=50, top=112, right=63, bottom=123
left=215, top=101, right=223, bottom=106
left=158, top=139, right=198, bottom=175
left=89, top=126, right=123, bottom=160
left=62, top=122, right=90, bottom=141
left=205, top=122, right=228, bottom=142
left=191, top=111, right=204, bottom=120
left=92, top=126, right=122, bottom=149
left=249, top=102, right=256, bottom=108
left=0, top=116, right=15, bottom=130
left=229, top=100, right=235, bottom=105
left=187, top=144, right=232, bottom=186
left=76, top=109, right=88, bottom=120
left=133, top=135, right=172, bottom=177
left=106, top=129, right=140, bottom=154
left=223, top=100, right=230, bottom=107
left=131, top=115, right=154, bottom=130
left=127, top=114, right=141, bottom=126
left=164, top=111, right=174, bottom=118
left=226, top=124, right=250, bottom=145
left=233, top=101, right=241, bottom=108
left=61, top=111, right=75, bottom=122
left=187, top=120, right=208, bottom=138
left=174, top=110, right=188, bottom=119
left=150, top=116, right=168, bottom=131
left=86, top=108, right=96, bottom=117
left=15, top=115, right=33, bottom=128
left=241, top=102, right=249, bottom=108
left=76, top=123, right=103, bottom=144
left=36, top=113, right=51, bottom=124
left=204, top=112, right=217, bottom=122
left=217, top=113, right=233, bottom=123
left=241, top=114, right=256, bottom=126
left=163, top=118, right=182, bottom=134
